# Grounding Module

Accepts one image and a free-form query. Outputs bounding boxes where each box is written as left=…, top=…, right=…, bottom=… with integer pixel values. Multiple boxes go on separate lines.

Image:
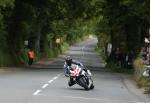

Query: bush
left=134, top=58, right=145, bottom=81
left=144, top=82, right=150, bottom=94
left=106, top=61, right=133, bottom=74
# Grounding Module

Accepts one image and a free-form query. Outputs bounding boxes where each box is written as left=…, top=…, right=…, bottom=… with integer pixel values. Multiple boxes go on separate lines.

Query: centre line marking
left=53, top=76, right=58, bottom=80
left=33, top=73, right=62, bottom=96
left=33, top=90, right=41, bottom=95
left=42, top=84, right=49, bottom=89
left=48, top=80, right=53, bottom=83
left=57, top=73, right=62, bottom=77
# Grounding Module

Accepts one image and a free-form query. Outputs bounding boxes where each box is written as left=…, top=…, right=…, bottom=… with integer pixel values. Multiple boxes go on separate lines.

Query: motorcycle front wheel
left=78, top=76, right=89, bottom=90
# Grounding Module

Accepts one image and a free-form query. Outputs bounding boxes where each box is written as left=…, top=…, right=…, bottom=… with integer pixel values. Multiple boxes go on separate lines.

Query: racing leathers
left=64, top=60, right=87, bottom=86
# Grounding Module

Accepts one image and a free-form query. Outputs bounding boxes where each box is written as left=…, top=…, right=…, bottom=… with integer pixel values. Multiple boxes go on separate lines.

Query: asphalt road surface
left=0, top=38, right=150, bottom=103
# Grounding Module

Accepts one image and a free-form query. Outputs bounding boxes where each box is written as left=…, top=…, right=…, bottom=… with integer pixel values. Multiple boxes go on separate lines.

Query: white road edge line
left=33, top=90, right=41, bottom=95
left=42, top=84, right=49, bottom=89
left=61, top=96, right=144, bottom=103
left=38, top=94, right=144, bottom=103
left=64, top=96, right=144, bottom=103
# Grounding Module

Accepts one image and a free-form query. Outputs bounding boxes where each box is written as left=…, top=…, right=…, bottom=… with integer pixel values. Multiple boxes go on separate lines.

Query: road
left=0, top=38, right=149, bottom=103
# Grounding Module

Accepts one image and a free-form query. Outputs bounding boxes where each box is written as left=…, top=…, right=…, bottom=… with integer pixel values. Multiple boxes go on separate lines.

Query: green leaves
left=94, top=0, right=150, bottom=55
left=2, top=0, right=149, bottom=65
left=0, top=0, right=14, bottom=8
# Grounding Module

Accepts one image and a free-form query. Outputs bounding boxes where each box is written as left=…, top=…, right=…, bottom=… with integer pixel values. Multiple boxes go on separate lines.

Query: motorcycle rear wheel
left=90, top=84, right=94, bottom=89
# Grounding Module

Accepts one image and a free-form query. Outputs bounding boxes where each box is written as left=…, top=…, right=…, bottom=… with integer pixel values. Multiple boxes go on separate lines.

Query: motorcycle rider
left=64, top=56, right=88, bottom=86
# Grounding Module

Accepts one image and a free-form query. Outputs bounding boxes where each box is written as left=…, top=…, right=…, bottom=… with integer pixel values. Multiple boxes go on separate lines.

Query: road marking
left=37, top=94, right=145, bottom=103
left=48, top=80, right=53, bottom=83
left=42, top=84, right=49, bottom=89
left=57, top=73, right=62, bottom=77
left=33, top=90, right=41, bottom=95
left=63, top=96, right=144, bottom=103
left=61, top=96, right=144, bottom=103
left=53, top=76, right=58, bottom=80
left=33, top=73, right=62, bottom=96
left=52, top=73, right=62, bottom=80
left=82, top=46, right=85, bottom=58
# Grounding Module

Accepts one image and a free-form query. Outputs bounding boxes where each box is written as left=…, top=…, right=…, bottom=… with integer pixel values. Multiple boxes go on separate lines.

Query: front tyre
left=78, top=76, right=89, bottom=90
left=68, top=77, right=75, bottom=87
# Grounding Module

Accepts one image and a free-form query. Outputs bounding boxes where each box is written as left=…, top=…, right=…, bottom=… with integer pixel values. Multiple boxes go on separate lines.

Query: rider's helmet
left=65, top=56, right=72, bottom=66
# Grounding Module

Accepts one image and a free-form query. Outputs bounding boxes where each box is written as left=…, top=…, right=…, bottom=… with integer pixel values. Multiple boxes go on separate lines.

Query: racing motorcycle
left=143, top=66, right=150, bottom=78
left=68, top=64, right=94, bottom=90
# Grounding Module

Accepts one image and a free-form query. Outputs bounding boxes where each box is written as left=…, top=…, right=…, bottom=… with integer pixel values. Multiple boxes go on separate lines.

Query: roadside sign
left=56, top=37, right=61, bottom=44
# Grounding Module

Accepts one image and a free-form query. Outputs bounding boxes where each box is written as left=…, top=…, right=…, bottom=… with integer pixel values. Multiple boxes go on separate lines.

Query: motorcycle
left=143, top=66, right=150, bottom=78
left=68, top=64, right=94, bottom=90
